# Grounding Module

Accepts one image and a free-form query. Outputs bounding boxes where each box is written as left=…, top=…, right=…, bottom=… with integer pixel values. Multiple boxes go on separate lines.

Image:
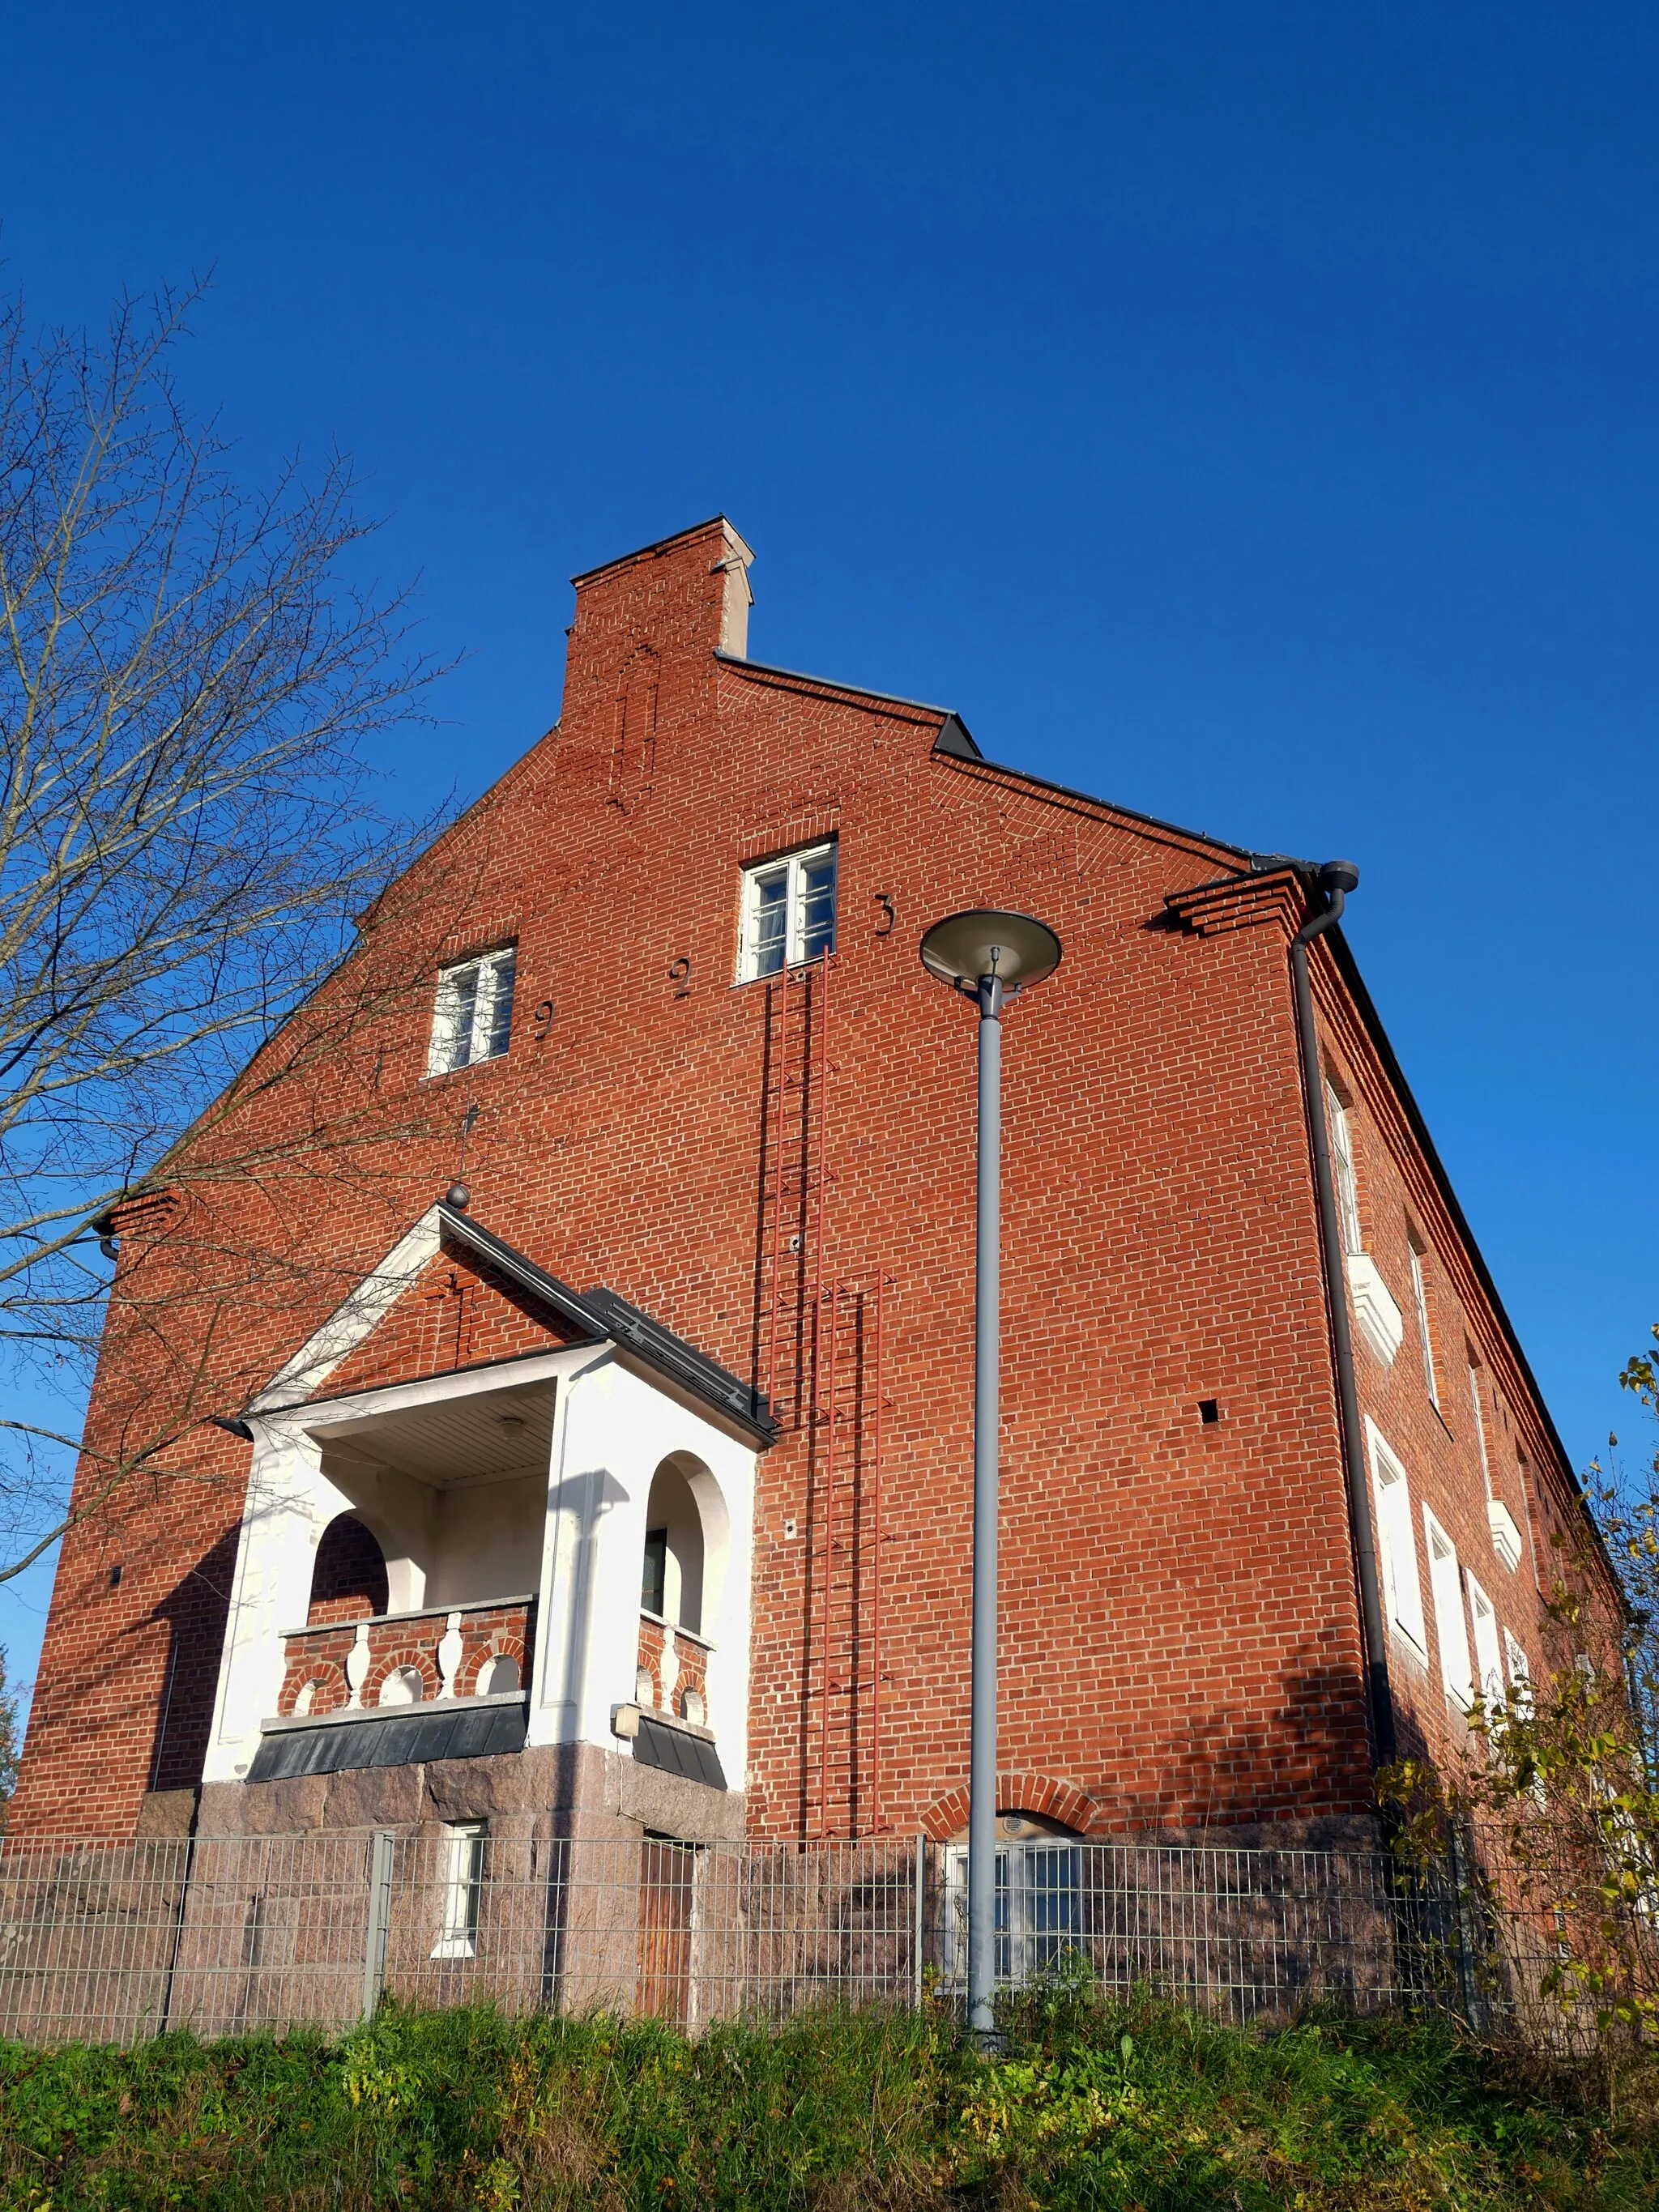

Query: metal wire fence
left=0, top=1826, right=1567, bottom=2049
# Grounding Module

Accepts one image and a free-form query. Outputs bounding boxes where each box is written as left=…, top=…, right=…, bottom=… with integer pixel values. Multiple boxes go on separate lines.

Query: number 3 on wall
left=872, top=892, right=895, bottom=938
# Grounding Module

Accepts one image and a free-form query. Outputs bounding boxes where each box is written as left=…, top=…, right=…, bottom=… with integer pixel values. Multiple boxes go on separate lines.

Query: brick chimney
left=558, top=519, right=753, bottom=803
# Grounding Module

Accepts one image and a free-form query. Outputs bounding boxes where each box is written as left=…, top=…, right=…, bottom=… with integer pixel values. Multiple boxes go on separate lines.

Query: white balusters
left=345, top=1621, right=371, bottom=1709
left=436, top=1610, right=464, bottom=1699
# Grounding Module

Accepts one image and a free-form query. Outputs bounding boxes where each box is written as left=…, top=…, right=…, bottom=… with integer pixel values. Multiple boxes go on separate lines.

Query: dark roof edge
left=437, top=1206, right=778, bottom=1444
left=437, top=1205, right=609, bottom=1338
left=1316, top=925, right=1584, bottom=1500
left=714, top=647, right=952, bottom=718
left=935, top=744, right=1254, bottom=863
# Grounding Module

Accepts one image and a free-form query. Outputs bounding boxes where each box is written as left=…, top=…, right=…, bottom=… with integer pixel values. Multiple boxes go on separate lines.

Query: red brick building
left=11, top=515, right=1610, bottom=1860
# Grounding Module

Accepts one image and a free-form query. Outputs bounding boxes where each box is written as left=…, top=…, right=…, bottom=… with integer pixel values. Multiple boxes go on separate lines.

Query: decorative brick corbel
left=1164, top=865, right=1306, bottom=940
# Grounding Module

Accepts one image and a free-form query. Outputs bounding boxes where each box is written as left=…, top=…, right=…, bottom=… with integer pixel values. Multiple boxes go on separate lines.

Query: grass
left=2, top=1979, right=1655, bottom=2210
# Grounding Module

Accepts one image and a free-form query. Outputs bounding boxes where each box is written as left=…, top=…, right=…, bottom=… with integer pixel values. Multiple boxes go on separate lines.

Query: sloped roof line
left=714, top=647, right=954, bottom=718
left=436, top=1206, right=778, bottom=1443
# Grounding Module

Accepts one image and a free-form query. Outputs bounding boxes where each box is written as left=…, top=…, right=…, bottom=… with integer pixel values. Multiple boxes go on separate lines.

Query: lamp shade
left=919, top=909, right=1063, bottom=992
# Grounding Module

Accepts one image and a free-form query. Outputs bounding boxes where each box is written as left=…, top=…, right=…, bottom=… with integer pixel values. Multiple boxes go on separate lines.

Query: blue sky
left=3, top=4, right=1656, bottom=1701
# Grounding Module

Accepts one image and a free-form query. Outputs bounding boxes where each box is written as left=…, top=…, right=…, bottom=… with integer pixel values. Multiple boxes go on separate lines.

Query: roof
left=921, top=715, right=1587, bottom=1503
left=1316, top=922, right=1584, bottom=1502
left=436, top=1204, right=778, bottom=1446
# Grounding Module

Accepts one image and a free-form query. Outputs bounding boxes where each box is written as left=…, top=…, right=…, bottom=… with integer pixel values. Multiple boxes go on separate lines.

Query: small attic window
left=429, top=947, right=517, bottom=1075
left=737, top=843, right=837, bottom=982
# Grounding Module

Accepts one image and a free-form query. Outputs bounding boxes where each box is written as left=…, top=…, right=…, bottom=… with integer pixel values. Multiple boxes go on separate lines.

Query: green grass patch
left=2, top=1981, right=1654, bottom=2209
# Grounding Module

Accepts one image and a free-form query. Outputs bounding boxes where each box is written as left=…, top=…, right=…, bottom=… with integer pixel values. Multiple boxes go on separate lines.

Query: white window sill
left=1488, top=1499, right=1524, bottom=1573
left=1346, top=1253, right=1404, bottom=1366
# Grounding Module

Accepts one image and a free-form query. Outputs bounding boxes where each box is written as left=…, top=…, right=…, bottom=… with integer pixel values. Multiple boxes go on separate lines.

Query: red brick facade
left=12, top=514, right=1612, bottom=1842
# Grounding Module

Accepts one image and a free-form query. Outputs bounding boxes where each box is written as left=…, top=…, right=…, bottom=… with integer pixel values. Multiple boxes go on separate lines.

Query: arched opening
left=308, top=1514, right=389, bottom=1626
left=477, top=1652, right=521, bottom=1695
left=640, top=1459, right=706, bottom=1634
left=376, top=1664, right=424, bottom=1707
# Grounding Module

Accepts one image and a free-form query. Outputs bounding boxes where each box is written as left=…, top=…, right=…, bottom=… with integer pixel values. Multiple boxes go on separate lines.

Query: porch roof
left=410, top=1204, right=778, bottom=1447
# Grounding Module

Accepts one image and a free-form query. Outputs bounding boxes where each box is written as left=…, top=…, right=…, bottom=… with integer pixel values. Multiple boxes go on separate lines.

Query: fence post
left=914, top=1833, right=926, bottom=2010
left=362, top=1831, right=394, bottom=2022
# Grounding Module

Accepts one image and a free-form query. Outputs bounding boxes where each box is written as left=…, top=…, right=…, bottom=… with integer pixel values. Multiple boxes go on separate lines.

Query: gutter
left=1291, top=863, right=1398, bottom=1767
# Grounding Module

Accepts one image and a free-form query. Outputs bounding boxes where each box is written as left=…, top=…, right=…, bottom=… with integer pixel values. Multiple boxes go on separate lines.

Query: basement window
left=432, top=1822, right=485, bottom=1958
left=737, top=842, right=837, bottom=981
left=428, top=947, right=518, bottom=1076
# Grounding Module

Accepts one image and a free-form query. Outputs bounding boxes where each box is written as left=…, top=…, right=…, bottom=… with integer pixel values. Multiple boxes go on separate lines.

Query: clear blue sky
left=3, top=4, right=1655, bottom=1700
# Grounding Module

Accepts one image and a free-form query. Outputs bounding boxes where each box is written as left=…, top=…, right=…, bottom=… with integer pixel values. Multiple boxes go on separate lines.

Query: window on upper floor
left=1408, top=1234, right=1439, bottom=1408
left=1423, top=1507, right=1474, bottom=1710
left=1366, top=1420, right=1427, bottom=1658
left=1324, top=1080, right=1363, bottom=1256
left=737, top=842, right=837, bottom=982
left=1466, top=1571, right=1505, bottom=1710
left=1467, top=1358, right=1491, bottom=1495
left=428, top=947, right=517, bottom=1075
left=1503, top=1629, right=1532, bottom=1710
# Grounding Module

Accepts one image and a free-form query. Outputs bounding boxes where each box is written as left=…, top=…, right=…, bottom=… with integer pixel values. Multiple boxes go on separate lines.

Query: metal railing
left=0, top=1827, right=1562, bottom=2049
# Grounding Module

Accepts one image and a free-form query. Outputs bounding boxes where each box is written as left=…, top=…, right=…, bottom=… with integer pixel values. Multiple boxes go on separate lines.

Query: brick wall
left=11, top=515, right=1609, bottom=1840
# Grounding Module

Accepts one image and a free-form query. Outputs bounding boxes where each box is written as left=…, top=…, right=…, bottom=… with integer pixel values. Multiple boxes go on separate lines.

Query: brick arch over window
left=920, top=1771, right=1098, bottom=1843
left=307, top=1514, right=388, bottom=1626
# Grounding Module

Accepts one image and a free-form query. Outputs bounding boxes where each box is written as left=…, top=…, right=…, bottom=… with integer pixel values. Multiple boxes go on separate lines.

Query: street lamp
left=919, top=908, right=1063, bottom=2039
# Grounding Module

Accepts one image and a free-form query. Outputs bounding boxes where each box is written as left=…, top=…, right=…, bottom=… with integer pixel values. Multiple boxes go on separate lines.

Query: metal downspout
left=1291, top=862, right=1398, bottom=1767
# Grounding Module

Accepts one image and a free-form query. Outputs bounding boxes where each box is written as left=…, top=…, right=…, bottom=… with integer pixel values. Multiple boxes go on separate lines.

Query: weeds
left=2, top=1984, right=1655, bottom=2209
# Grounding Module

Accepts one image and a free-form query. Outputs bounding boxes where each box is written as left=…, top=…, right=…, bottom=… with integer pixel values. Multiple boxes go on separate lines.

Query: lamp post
left=919, top=909, right=1063, bottom=2039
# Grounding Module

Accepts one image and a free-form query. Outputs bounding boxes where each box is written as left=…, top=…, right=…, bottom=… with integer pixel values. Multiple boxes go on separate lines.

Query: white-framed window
left=1466, top=1571, right=1504, bottom=1710
left=1424, top=1507, right=1474, bottom=1709
left=736, top=842, right=837, bottom=982
left=432, top=1822, right=485, bottom=1959
left=945, top=1837, right=1082, bottom=1984
left=1408, top=1238, right=1439, bottom=1408
left=428, top=947, right=517, bottom=1076
left=1503, top=1629, right=1532, bottom=1711
left=1467, top=1361, right=1491, bottom=1496
left=1366, top=1419, right=1427, bottom=1657
left=1324, top=1080, right=1363, bottom=1256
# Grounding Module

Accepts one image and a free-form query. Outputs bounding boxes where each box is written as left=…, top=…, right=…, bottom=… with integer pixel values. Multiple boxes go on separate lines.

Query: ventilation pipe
left=1291, top=862, right=1397, bottom=1767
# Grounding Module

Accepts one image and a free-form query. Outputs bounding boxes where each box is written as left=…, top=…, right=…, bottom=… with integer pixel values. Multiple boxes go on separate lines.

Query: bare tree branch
left=0, top=277, right=471, bottom=1581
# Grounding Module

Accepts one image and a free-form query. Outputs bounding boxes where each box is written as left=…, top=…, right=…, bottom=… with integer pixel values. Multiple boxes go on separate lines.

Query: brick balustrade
left=276, top=1596, right=535, bottom=1718
left=636, top=1612, right=712, bottom=1726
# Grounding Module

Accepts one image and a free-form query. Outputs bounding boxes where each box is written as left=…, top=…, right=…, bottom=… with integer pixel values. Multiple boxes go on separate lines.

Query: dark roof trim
left=437, top=1204, right=608, bottom=1338
left=723, top=646, right=1245, bottom=860
left=932, top=713, right=981, bottom=759
left=932, top=744, right=1253, bottom=863
left=714, top=647, right=951, bottom=719
left=1311, top=923, right=1581, bottom=1497
left=437, top=1205, right=778, bottom=1444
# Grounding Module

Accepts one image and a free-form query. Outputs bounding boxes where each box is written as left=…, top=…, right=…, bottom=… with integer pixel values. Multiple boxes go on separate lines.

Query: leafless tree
left=0, top=280, right=463, bottom=1588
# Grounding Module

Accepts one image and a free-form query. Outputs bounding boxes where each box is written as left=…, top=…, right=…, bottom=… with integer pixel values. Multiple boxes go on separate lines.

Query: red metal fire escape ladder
left=759, top=956, right=895, bottom=1838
